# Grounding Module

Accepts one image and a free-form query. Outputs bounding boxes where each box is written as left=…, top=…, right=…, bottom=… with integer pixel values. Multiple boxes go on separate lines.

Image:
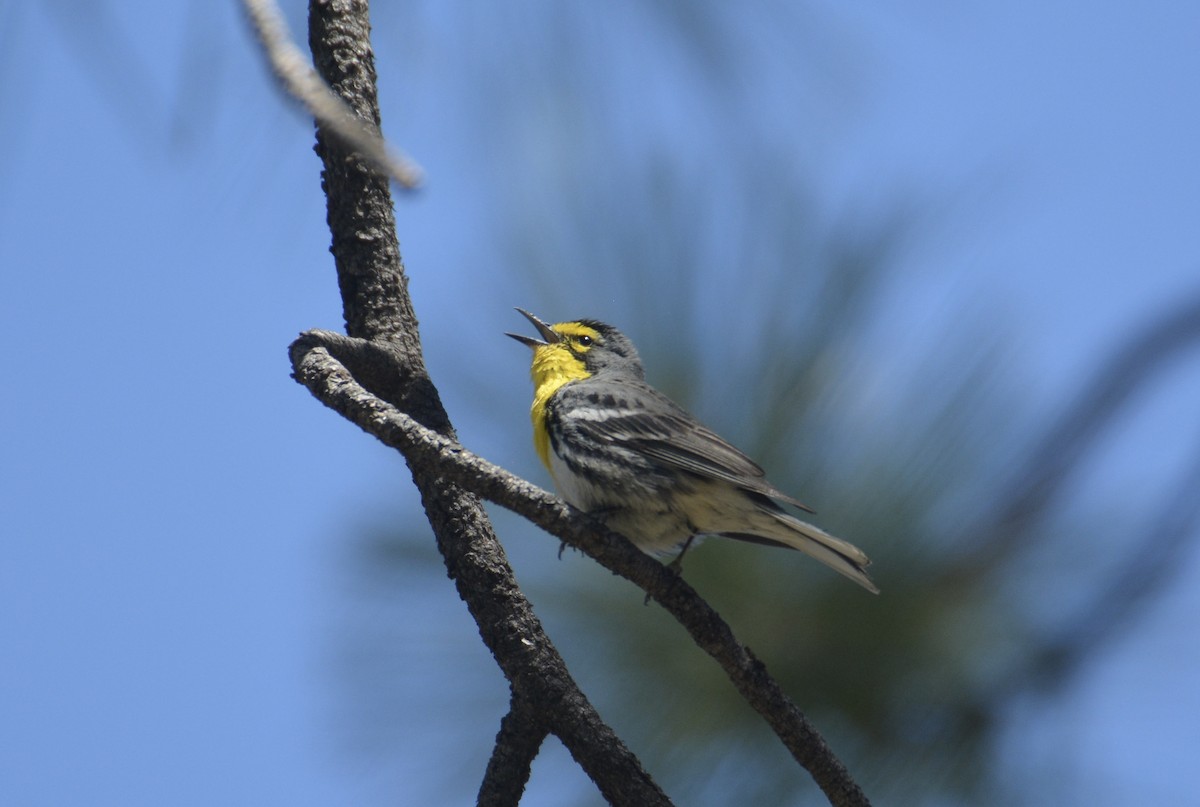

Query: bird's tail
left=723, top=509, right=879, bottom=594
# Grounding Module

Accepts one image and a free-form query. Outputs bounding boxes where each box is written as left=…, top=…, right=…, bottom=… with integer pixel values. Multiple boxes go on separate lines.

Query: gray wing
left=555, top=381, right=814, bottom=512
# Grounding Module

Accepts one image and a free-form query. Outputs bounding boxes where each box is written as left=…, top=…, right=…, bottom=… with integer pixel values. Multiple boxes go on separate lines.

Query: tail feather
left=722, top=510, right=878, bottom=594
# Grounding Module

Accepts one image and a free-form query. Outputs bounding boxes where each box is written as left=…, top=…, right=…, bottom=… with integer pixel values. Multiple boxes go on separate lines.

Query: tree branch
left=290, top=330, right=872, bottom=807
left=292, top=3, right=671, bottom=804
left=478, top=695, right=550, bottom=807
left=241, top=0, right=422, bottom=189
left=305, top=0, right=425, bottom=347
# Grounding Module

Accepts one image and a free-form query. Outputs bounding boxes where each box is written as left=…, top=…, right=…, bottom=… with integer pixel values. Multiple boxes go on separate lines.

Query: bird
left=507, top=308, right=878, bottom=593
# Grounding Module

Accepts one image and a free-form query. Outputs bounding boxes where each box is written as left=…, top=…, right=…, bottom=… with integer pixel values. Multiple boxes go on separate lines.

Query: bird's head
left=506, top=308, right=645, bottom=387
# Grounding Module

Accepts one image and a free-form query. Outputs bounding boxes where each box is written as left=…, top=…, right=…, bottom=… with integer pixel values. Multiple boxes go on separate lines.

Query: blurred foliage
left=330, top=3, right=1200, bottom=805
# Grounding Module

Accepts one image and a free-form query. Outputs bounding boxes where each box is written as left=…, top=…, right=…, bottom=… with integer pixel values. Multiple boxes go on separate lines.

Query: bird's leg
left=643, top=536, right=696, bottom=606
left=570, top=504, right=622, bottom=561
left=667, top=535, right=697, bottom=575
left=559, top=504, right=621, bottom=560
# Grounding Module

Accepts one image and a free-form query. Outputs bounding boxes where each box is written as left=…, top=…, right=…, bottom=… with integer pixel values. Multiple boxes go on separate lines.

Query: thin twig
left=241, top=0, right=423, bottom=188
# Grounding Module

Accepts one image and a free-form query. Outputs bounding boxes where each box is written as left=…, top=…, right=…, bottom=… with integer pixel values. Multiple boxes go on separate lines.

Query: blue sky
left=2, top=2, right=1198, bottom=805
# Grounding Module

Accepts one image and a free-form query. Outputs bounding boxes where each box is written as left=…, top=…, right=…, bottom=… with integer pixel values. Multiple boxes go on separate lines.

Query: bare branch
left=289, top=3, right=671, bottom=803
left=289, top=337, right=671, bottom=807
left=241, top=0, right=423, bottom=189
left=478, top=696, right=550, bottom=807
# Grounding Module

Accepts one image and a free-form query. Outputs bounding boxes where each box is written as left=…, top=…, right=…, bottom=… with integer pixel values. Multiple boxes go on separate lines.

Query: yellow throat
left=527, top=322, right=598, bottom=470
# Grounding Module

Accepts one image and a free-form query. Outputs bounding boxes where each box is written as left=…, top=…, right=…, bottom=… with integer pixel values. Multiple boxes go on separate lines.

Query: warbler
left=507, top=308, right=878, bottom=593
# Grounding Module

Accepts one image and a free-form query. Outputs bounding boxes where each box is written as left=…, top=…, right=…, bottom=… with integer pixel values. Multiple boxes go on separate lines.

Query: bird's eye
left=577, top=335, right=593, bottom=347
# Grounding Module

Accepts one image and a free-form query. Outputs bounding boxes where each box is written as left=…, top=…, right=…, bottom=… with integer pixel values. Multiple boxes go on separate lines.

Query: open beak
left=506, top=308, right=561, bottom=348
